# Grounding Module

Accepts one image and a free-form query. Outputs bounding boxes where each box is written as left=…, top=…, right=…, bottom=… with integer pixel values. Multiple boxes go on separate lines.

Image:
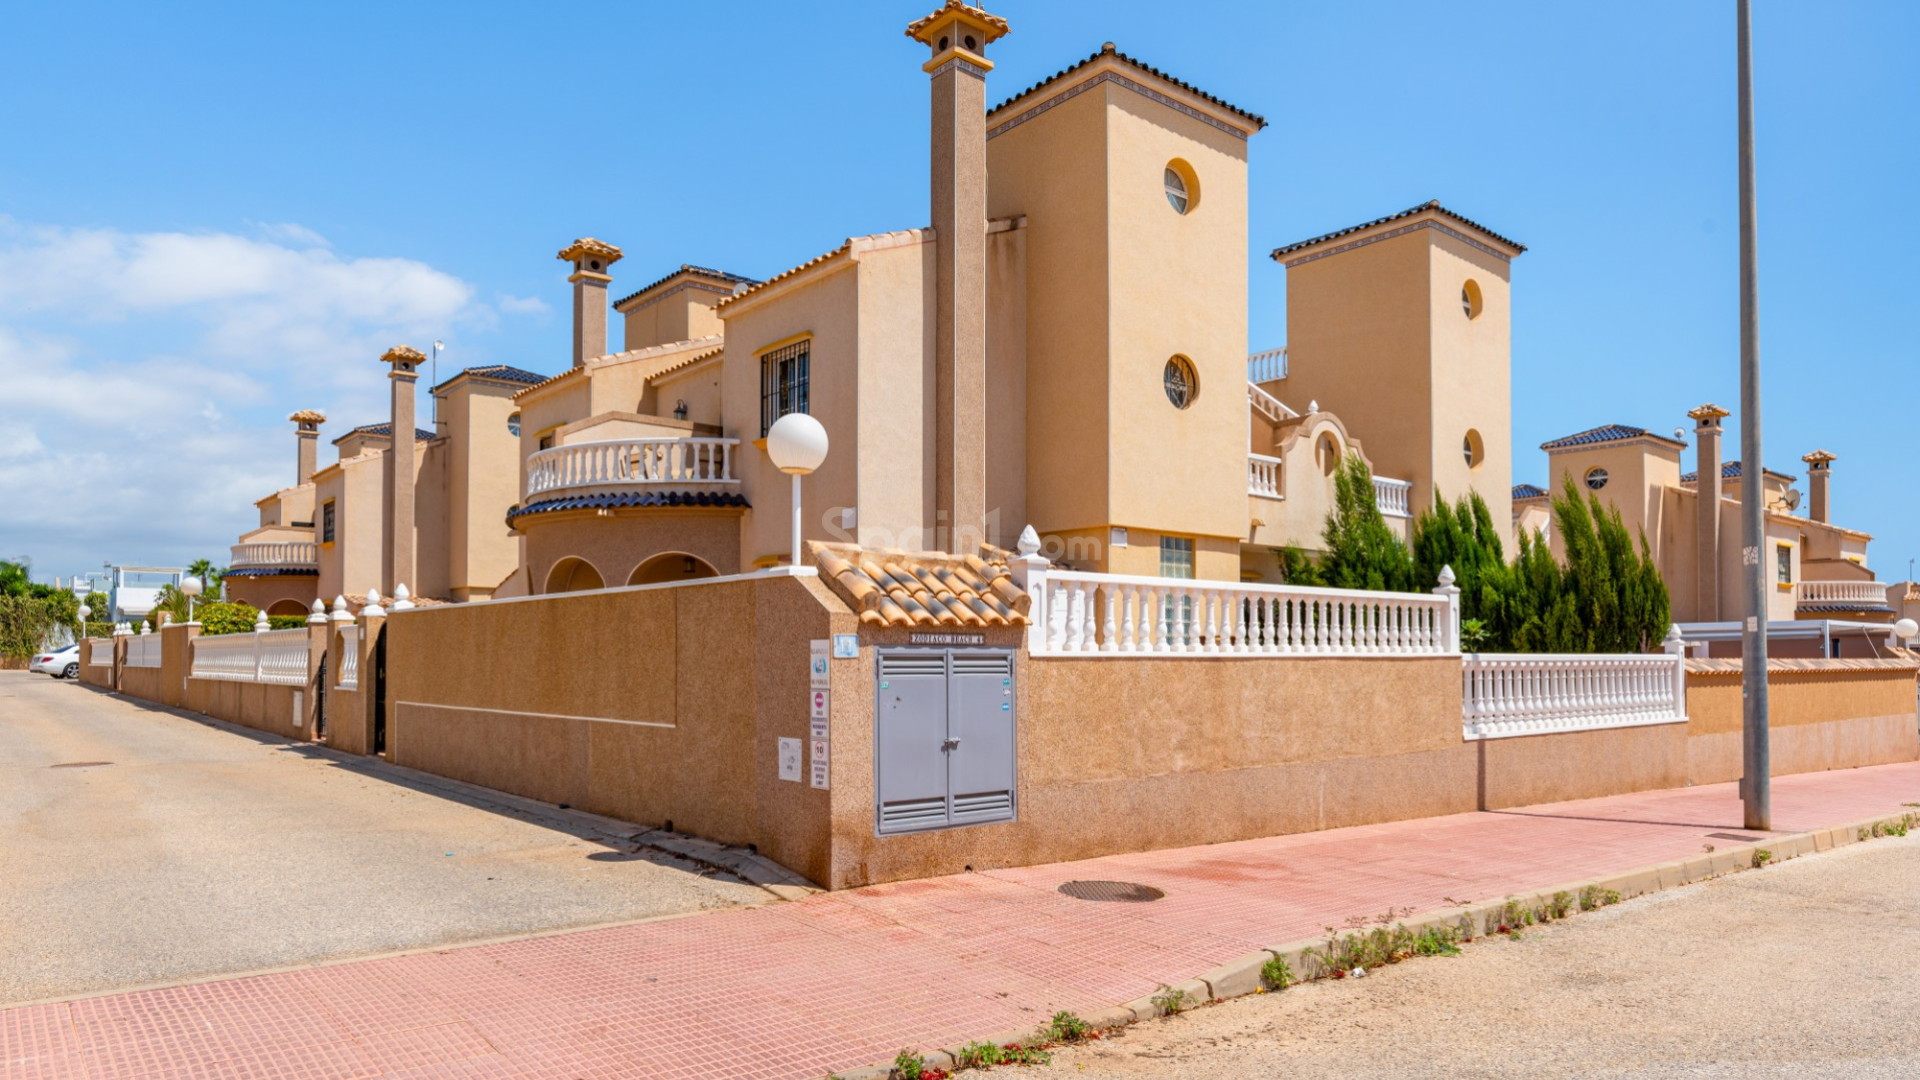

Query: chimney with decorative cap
left=558, top=238, right=623, bottom=368
left=1689, top=403, right=1730, bottom=621
left=1802, top=449, right=1836, bottom=524
left=381, top=346, right=425, bottom=594
left=289, top=409, right=326, bottom=486
left=906, top=1, right=1007, bottom=551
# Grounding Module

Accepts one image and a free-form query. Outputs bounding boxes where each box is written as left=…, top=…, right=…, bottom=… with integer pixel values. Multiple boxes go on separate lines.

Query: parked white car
left=29, top=644, right=81, bottom=679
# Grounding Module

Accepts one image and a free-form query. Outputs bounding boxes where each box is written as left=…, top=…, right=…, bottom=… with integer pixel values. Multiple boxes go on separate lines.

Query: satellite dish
left=1782, top=489, right=1802, bottom=511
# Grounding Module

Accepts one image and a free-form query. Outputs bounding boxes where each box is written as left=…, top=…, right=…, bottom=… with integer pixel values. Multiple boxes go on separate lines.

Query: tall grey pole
left=1737, top=0, right=1770, bottom=830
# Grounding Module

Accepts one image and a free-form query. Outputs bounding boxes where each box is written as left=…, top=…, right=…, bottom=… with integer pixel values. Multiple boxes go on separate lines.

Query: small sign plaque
left=810, top=758, right=829, bottom=789
left=810, top=738, right=828, bottom=764
left=809, top=639, right=830, bottom=689
left=810, top=717, right=829, bottom=740
left=777, top=737, right=802, bottom=782
left=832, top=634, right=859, bottom=659
left=909, top=632, right=985, bottom=646
left=810, top=690, right=830, bottom=720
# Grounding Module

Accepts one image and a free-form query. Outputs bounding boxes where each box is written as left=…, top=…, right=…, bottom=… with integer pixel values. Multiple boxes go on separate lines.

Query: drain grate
left=50, top=761, right=112, bottom=769
left=1058, top=880, right=1165, bottom=903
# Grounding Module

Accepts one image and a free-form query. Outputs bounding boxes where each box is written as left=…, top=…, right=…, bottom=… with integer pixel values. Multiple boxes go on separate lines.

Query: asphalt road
left=0, top=670, right=770, bottom=1004
left=1054, top=830, right=1920, bottom=1078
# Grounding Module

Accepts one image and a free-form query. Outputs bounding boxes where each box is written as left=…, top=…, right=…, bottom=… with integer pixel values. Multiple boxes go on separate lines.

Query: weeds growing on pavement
left=1151, top=984, right=1197, bottom=1015
left=1578, top=885, right=1622, bottom=911
left=1260, top=956, right=1294, bottom=990
left=891, top=1048, right=944, bottom=1080
left=1047, top=1011, right=1092, bottom=1042
left=1753, top=848, right=1774, bottom=868
left=1546, top=891, right=1574, bottom=920
left=954, top=1042, right=1001, bottom=1069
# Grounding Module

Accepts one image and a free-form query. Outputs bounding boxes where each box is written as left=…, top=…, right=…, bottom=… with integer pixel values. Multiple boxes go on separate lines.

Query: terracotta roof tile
left=814, top=542, right=1030, bottom=629
left=613, top=264, right=758, bottom=310
left=1272, top=200, right=1525, bottom=260
left=990, top=43, right=1266, bottom=131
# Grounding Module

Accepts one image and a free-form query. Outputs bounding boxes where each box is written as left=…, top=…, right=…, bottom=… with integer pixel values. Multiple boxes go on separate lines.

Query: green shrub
left=196, top=602, right=262, bottom=635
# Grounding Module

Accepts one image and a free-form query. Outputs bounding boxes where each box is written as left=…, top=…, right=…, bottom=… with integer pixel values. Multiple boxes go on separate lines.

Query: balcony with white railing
left=334, top=625, right=360, bottom=690
left=523, top=437, right=741, bottom=504
left=1247, top=347, right=1288, bottom=384
left=1373, top=476, right=1412, bottom=518
left=229, top=542, right=319, bottom=571
left=1793, top=580, right=1891, bottom=609
left=1248, top=454, right=1282, bottom=498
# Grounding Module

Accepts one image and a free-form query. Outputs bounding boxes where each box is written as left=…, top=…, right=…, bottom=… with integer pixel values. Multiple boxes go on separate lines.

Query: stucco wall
left=1685, top=661, right=1918, bottom=783
left=186, top=678, right=309, bottom=740
left=223, top=575, right=321, bottom=617
left=521, top=509, right=744, bottom=594
left=1477, top=723, right=1689, bottom=811
left=381, top=572, right=851, bottom=884
left=823, top=649, right=1474, bottom=889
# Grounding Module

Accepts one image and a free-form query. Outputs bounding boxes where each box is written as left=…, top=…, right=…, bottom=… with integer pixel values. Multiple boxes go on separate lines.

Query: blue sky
left=2, top=1, right=1914, bottom=584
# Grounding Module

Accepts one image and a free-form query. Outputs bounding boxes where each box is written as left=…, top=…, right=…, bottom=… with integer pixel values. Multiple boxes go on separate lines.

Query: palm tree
left=187, top=558, right=224, bottom=599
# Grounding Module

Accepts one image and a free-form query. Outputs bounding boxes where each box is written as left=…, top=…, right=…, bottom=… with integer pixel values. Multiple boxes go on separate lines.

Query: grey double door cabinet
left=874, top=648, right=1017, bottom=835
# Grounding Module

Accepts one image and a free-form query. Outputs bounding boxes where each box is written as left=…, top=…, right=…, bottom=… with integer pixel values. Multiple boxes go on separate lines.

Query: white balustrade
left=335, top=625, right=360, bottom=690
left=1247, top=382, right=1297, bottom=425
left=229, top=542, right=319, bottom=569
left=1462, top=651, right=1687, bottom=740
left=1247, top=347, right=1289, bottom=384
left=124, top=633, right=163, bottom=668
left=1793, top=580, right=1889, bottom=607
left=190, top=628, right=311, bottom=686
left=89, top=639, right=114, bottom=667
left=524, top=437, right=740, bottom=501
left=1248, top=454, right=1283, bottom=498
left=1373, top=476, right=1412, bottom=518
left=1026, top=569, right=1459, bottom=658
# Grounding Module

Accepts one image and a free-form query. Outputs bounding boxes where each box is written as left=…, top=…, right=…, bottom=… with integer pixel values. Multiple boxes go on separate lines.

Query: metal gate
left=875, top=648, right=1016, bottom=835
left=314, top=656, right=328, bottom=740
left=372, top=626, right=388, bottom=755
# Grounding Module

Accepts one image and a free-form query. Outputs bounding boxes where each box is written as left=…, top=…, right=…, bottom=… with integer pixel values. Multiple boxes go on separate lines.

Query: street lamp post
left=77, top=603, right=90, bottom=644
left=180, top=575, right=203, bottom=624
left=1736, top=0, right=1770, bottom=831
left=765, top=413, right=830, bottom=570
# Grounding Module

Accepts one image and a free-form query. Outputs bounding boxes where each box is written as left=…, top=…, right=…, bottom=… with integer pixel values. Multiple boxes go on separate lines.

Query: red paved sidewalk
left=8, top=762, right=1920, bottom=1080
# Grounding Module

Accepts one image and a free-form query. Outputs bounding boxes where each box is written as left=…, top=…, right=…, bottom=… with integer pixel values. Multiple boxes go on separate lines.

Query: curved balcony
left=228, top=542, right=319, bottom=574
left=525, top=437, right=741, bottom=501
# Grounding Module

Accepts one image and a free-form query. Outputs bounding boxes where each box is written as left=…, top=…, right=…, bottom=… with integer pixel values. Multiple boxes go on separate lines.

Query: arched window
left=544, top=557, right=604, bottom=594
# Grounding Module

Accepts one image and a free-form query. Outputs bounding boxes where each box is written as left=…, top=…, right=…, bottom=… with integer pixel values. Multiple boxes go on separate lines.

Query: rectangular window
left=321, top=500, right=336, bottom=544
left=1159, top=536, right=1195, bottom=579
left=537, top=432, right=555, bottom=451
left=1776, top=543, right=1793, bottom=585
left=760, top=339, right=811, bottom=436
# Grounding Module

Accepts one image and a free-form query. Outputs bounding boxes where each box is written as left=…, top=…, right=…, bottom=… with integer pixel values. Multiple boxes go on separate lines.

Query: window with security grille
left=321, top=500, right=336, bottom=544
left=760, top=340, right=811, bottom=436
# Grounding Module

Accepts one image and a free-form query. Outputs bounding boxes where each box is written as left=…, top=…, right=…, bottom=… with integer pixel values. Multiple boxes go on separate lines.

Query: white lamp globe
left=766, top=412, right=828, bottom=475
left=180, top=576, right=203, bottom=599
left=77, top=604, right=91, bottom=621
left=1896, top=618, right=1918, bottom=641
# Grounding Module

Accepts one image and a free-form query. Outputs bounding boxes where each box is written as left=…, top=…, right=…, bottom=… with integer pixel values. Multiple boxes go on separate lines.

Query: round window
left=1164, top=159, right=1198, bottom=215
left=1461, top=279, right=1483, bottom=319
left=1164, top=356, right=1198, bottom=409
left=507, top=413, right=522, bottom=437
left=1463, top=429, right=1484, bottom=469
left=1585, top=466, right=1610, bottom=490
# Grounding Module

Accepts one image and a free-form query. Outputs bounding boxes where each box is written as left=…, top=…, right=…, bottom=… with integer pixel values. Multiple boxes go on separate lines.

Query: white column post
left=1663, top=623, right=1689, bottom=719
left=253, top=609, right=269, bottom=682
left=790, top=472, right=804, bottom=570
left=1007, top=525, right=1050, bottom=654
left=1433, top=564, right=1462, bottom=654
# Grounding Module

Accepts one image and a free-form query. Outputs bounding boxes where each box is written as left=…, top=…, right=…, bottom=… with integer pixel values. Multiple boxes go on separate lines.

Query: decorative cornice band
left=928, top=56, right=988, bottom=81
left=988, top=70, right=1250, bottom=142
left=1280, top=219, right=1512, bottom=268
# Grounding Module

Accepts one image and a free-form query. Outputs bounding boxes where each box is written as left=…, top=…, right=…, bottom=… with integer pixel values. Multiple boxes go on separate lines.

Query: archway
left=265, top=599, right=312, bottom=618
left=545, top=557, right=605, bottom=594
left=628, top=551, right=720, bottom=587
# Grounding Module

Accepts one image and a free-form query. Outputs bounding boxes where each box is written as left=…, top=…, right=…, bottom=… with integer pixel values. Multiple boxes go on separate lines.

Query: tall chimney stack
left=558, top=238, right=623, bottom=369
left=1801, top=449, right=1835, bottom=524
left=906, top=1, right=1007, bottom=551
left=1689, top=403, right=1730, bottom=622
left=289, top=409, right=326, bottom=486
left=381, top=346, right=425, bottom=594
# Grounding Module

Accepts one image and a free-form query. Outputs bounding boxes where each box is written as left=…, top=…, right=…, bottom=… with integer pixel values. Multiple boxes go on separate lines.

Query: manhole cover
left=1058, top=880, right=1164, bottom=903
left=50, top=761, right=112, bottom=769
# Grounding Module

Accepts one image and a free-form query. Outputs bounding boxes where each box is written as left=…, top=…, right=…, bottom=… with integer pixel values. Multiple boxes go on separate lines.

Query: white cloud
left=496, top=293, right=550, bottom=316
left=249, top=221, right=331, bottom=248
left=0, top=219, right=485, bottom=577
